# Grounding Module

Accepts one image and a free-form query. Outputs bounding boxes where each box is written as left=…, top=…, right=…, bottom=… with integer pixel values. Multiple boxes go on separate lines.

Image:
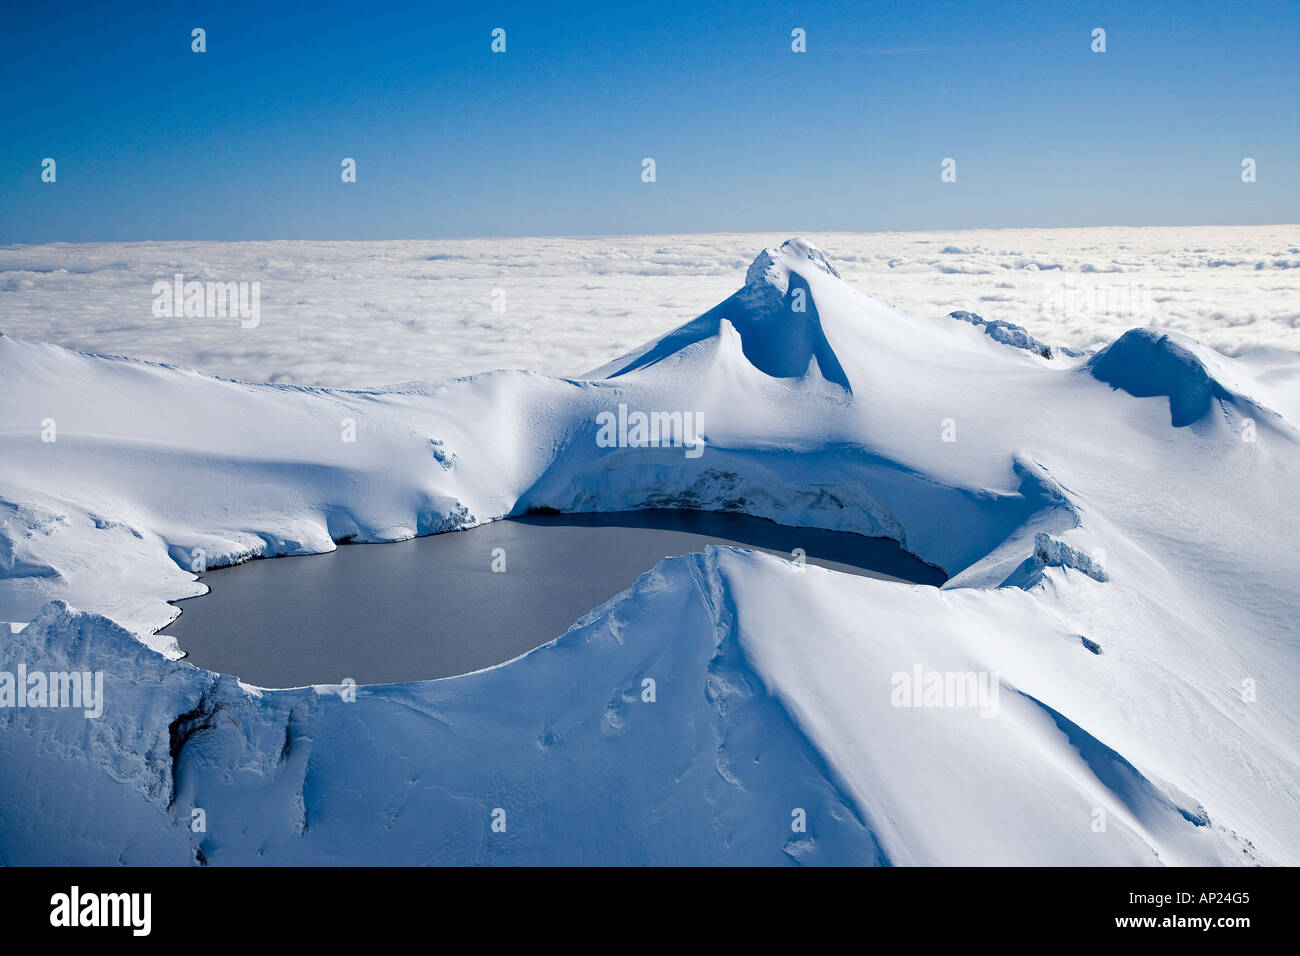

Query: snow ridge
left=948, top=310, right=1080, bottom=360
left=1033, top=532, right=1109, bottom=582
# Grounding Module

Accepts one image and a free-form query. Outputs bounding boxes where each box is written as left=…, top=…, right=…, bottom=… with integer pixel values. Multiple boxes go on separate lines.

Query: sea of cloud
left=0, top=226, right=1296, bottom=388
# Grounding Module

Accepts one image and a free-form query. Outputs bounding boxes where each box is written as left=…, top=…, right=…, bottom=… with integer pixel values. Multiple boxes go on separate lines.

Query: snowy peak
left=744, top=237, right=842, bottom=295
left=597, top=238, right=852, bottom=391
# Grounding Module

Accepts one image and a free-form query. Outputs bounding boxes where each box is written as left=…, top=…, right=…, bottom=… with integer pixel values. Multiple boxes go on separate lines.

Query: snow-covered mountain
left=1, top=238, right=1297, bottom=865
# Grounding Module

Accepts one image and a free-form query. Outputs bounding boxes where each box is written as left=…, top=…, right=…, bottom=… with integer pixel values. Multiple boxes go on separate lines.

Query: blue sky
left=1, top=0, right=1296, bottom=242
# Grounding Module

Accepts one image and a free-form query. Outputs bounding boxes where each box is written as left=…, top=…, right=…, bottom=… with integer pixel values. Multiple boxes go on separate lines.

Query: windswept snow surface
left=1, top=237, right=1298, bottom=865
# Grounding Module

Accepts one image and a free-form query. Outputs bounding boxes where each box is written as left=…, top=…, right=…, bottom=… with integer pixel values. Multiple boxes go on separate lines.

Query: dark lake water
left=160, top=509, right=945, bottom=688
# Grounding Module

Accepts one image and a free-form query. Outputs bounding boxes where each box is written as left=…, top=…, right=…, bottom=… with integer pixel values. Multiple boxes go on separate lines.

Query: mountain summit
left=596, top=238, right=852, bottom=390
left=745, top=237, right=841, bottom=292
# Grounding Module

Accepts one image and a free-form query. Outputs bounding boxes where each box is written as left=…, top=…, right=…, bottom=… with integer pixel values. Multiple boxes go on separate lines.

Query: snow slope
left=1, top=238, right=1297, bottom=865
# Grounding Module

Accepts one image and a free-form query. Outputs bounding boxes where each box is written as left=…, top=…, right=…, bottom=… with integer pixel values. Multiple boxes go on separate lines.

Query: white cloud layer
left=1, top=225, right=1296, bottom=388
